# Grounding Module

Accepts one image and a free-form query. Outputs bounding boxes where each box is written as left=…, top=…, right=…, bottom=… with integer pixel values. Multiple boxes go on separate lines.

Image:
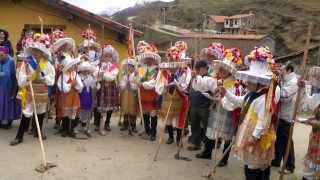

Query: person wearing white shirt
left=272, top=63, right=297, bottom=173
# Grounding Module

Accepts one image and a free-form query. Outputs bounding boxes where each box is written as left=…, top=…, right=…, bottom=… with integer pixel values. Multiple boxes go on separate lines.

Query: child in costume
left=136, top=41, right=162, bottom=141
left=10, top=40, right=55, bottom=146
left=220, top=47, right=280, bottom=180
left=75, top=61, right=96, bottom=138
left=298, top=66, right=320, bottom=180
left=196, top=48, right=243, bottom=168
left=119, top=58, right=140, bottom=134
left=57, top=55, right=83, bottom=137
left=94, top=44, right=120, bottom=135
left=50, top=29, right=76, bottom=130
left=158, top=41, right=191, bottom=145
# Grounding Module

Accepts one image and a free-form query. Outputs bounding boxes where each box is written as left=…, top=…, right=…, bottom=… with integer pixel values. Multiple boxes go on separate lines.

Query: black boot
left=218, top=140, right=231, bottom=167
left=176, top=128, right=182, bottom=146
left=143, top=114, right=150, bottom=136
left=150, top=116, right=158, bottom=141
left=130, top=116, right=137, bottom=133
left=120, top=115, right=129, bottom=131
left=93, top=108, right=101, bottom=131
left=104, top=110, right=112, bottom=131
left=61, top=117, right=68, bottom=137
left=196, top=138, right=214, bottom=159
left=69, top=118, right=78, bottom=137
left=10, top=115, right=31, bottom=146
left=166, top=125, right=174, bottom=144
left=33, top=113, right=46, bottom=140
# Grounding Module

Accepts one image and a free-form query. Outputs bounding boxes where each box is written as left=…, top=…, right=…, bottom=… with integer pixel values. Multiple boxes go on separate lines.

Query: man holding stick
left=11, top=39, right=55, bottom=146
left=271, top=62, right=298, bottom=174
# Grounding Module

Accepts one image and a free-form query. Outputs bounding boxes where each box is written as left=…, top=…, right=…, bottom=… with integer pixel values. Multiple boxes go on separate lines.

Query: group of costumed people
left=0, top=27, right=319, bottom=180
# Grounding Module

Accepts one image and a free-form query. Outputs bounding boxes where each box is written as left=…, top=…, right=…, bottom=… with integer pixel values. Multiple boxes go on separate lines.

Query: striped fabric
left=26, top=82, right=48, bottom=104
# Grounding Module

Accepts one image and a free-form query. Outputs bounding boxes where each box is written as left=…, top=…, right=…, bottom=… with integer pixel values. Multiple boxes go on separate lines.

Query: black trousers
left=188, top=107, right=209, bottom=147
left=244, top=165, right=270, bottom=180
left=272, top=119, right=295, bottom=171
left=143, top=114, right=157, bottom=137
left=94, top=108, right=112, bottom=127
left=16, top=114, right=45, bottom=140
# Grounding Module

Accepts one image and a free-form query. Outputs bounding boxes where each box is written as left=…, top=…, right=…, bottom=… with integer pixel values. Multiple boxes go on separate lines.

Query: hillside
left=113, top=0, right=320, bottom=56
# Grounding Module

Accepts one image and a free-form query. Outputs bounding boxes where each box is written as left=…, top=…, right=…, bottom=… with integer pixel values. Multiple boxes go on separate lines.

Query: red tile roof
left=181, top=33, right=266, bottom=40
left=225, top=13, right=254, bottom=19
left=208, top=15, right=227, bottom=23
left=40, top=0, right=143, bottom=37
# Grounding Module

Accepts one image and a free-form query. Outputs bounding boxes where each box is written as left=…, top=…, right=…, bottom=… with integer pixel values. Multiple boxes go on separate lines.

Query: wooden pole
left=153, top=89, right=176, bottom=161
left=279, top=23, right=313, bottom=180
left=29, top=82, right=48, bottom=167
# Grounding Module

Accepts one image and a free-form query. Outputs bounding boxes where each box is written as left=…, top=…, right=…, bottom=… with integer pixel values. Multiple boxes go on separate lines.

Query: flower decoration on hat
left=223, top=48, right=243, bottom=65
left=247, top=46, right=274, bottom=64
left=81, top=27, right=96, bottom=41
left=136, top=41, right=158, bottom=55
left=50, top=29, right=65, bottom=43
left=33, top=33, right=51, bottom=48
left=207, top=42, right=225, bottom=60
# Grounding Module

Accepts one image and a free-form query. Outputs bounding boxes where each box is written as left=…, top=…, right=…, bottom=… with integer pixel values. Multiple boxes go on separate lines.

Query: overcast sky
left=64, top=0, right=173, bottom=14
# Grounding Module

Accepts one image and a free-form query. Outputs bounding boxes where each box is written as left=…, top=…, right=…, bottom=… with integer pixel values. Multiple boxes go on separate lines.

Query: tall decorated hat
left=212, top=48, right=243, bottom=74
left=136, top=40, right=161, bottom=65
left=235, top=46, right=275, bottom=85
left=160, top=40, right=190, bottom=69
left=308, top=66, right=320, bottom=88
left=61, top=53, right=81, bottom=72
left=101, top=44, right=119, bottom=63
left=81, top=27, right=100, bottom=50
left=50, top=29, right=75, bottom=54
left=25, top=33, right=51, bottom=58
left=200, top=42, right=225, bottom=60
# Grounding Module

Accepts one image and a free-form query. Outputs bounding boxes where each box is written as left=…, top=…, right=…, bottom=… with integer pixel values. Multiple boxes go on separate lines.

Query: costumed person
left=119, top=58, right=140, bottom=134
left=10, top=40, right=55, bottom=146
left=196, top=48, right=243, bottom=167
left=0, top=46, right=20, bottom=129
left=57, top=55, right=83, bottom=138
left=199, top=42, right=225, bottom=76
left=187, top=60, right=217, bottom=151
left=136, top=40, right=162, bottom=141
left=80, top=27, right=101, bottom=63
left=271, top=62, right=297, bottom=174
left=298, top=66, right=320, bottom=180
left=94, top=44, right=119, bottom=135
left=75, top=60, right=96, bottom=138
left=50, top=29, right=76, bottom=130
left=220, top=46, right=279, bottom=180
left=0, top=29, right=14, bottom=57
left=158, top=41, right=191, bottom=145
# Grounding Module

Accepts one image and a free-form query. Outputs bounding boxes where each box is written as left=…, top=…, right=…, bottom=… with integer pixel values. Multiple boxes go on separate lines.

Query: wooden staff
left=129, top=23, right=145, bottom=130
left=210, top=97, right=223, bottom=180
left=279, top=23, right=313, bottom=180
left=153, top=89, right=176, bottom=161
left=29, top=82, right=57, bottom=173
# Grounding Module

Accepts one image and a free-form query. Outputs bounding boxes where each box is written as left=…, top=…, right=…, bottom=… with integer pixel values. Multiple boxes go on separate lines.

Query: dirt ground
left=0, top=116, right=311, bottom=180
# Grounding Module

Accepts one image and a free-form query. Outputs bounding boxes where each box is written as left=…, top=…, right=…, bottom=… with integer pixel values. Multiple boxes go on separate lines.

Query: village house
left=0, top=0, right=142, bottom=60
left=205, top=13, right=255, bottom=34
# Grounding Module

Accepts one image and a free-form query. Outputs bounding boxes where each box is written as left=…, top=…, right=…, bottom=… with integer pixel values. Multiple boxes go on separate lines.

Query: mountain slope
left=113, top=0, right=320, bottom=56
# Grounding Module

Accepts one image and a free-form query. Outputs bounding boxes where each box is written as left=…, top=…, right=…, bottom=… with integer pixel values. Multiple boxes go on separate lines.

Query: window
left=24, top=24, right=66, bottom=34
